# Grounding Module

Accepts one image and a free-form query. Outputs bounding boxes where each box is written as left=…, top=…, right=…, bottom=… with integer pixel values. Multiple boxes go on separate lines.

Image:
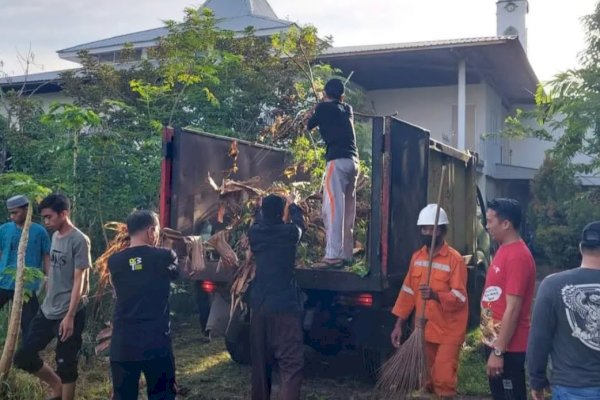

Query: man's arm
left=390, top=256, right=418, bottom=348
left=527, top=279, right=555, bottom=395
left=431, top=256, right=468, bottom=312
left=494, top=294, right=523, bottom=352
left=288, top=203, right=305, bottom=240
left=59, top=268, right=86, bottom=342
left=41, top=228, right=52, bottom=275
left=43, top=254, right=51, bottom=275
left=306, top=104, right=320, bottom=130
left=164, top=249, right=179, bottom=281
left=59, top=235, right=92, bottom=342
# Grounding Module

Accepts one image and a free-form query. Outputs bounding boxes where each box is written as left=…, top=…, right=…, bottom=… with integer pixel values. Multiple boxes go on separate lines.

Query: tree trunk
left=0, top=204, right=33, bottom=379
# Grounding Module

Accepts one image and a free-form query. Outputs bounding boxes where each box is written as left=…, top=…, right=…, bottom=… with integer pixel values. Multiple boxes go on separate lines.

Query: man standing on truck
left=0, top=195, right=51, bottom=336
left=306, top=78, right=359, bottom=268
left=480, top=198, right=536, bottom=400
left=107, top=210, right=178, bottom=400
left=248, top=193, right=305, bottom=400
left=390, top=204, right=468, bottom=399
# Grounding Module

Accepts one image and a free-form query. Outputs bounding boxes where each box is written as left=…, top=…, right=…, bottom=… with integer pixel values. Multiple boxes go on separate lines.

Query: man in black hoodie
left=307, top=78, right=359, bottom=268
left=248, top=194, right=305, bottom=400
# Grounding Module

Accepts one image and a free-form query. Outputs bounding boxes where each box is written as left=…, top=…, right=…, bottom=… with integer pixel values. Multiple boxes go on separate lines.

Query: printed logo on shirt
left=51, top=249, right=66, bottom=269
left=482, top=286, right=502, bottom=302
left=480, top=307, right=501, bottom=347
left=493, top=264, right=501, bottom=274
left=129, top=257, right=143, bottom=271
left=561, top=284, right=600, bottom=351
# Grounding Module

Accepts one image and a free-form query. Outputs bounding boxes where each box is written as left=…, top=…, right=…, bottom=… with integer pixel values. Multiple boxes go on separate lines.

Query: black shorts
left=111, top=353, right=177, bottom=400
left=14, top=308, right=86, bottom=384
left=0, top=288, right=39, bottom=336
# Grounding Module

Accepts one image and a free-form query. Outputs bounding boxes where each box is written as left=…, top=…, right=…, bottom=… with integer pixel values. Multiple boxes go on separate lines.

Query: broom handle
left=418, top=165, right=447, bottom=320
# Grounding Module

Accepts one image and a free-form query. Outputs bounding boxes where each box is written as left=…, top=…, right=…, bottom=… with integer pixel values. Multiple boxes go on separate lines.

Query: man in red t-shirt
left=480, top=198, right=536, bottom=400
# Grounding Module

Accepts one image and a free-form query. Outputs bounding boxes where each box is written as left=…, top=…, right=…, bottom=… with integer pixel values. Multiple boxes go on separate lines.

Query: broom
left=376, top=165, right=447, bottom=398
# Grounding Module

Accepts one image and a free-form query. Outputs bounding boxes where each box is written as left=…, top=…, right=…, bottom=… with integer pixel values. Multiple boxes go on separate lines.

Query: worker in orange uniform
left=390, top=204, right=469, bottom=399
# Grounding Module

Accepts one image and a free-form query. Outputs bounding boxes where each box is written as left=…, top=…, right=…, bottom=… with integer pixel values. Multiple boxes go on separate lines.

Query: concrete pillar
left=457, top=59, right=466, bottom=151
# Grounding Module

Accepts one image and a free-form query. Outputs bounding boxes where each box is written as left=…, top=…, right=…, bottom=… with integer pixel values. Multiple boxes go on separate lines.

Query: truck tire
left=225, top=321, right=251, bottom=365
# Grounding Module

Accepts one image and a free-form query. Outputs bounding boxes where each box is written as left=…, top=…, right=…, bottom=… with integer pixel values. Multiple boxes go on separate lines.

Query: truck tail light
left=200, top=280, right=216, bottom=293
left=336, top=293, right=374, bottom=308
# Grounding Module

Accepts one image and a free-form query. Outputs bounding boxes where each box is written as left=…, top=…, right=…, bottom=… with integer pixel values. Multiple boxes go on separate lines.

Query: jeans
left=552, top=385, right=600, bottom=400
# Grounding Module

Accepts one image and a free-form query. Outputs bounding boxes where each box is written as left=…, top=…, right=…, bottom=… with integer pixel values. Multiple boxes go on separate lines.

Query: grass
left=458, top=329, right=489, bottom=396
left=0, top=313, right=492, bottom=399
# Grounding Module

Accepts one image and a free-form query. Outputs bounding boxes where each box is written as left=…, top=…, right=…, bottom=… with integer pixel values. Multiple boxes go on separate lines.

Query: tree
left=501, top=3, right=600, bottom=266
left=504, top=2, right=600, bottom=171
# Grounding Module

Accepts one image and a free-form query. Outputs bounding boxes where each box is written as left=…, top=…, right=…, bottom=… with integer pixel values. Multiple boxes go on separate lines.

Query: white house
left=2, top=0, right=578, bottom=207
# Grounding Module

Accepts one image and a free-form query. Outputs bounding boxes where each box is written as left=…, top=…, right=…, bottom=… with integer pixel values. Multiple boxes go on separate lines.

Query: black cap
left=261, top=194, right=285, bottom=221
left=324, top=78, right=345, bottom=100
left=581, top=221, right=600, bottom=247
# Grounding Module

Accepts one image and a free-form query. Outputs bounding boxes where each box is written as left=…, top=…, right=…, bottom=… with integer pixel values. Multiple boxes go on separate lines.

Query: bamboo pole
left=0, top=203, right=33, bottom=379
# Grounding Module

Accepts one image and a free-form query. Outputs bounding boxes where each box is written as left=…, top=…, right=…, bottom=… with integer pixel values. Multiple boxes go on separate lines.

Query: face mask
left=420, top=234, right=433, bottom=248
left=420, top=234, right=442, bottom=248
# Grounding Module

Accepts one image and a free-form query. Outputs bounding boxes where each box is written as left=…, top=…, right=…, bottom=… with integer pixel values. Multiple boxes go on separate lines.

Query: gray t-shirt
left=41, top=228, right=92, bottom=320
left=527, top=267, right=600, bottom=390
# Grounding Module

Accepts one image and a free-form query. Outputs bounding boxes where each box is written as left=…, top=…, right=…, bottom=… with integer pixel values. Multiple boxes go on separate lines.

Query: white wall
left=33, top=92, right=73, bottom=111
left=367, top=84, right=487, bottom=150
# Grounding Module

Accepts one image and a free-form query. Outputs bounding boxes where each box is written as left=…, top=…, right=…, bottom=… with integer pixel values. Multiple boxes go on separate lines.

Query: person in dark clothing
left=527, top=221, right=600, bottom=400
left=107, top=210, right=179, bottom=400
left=306, top=78, right=359, bottom=268
left=248, top=193, right=305, bottom=400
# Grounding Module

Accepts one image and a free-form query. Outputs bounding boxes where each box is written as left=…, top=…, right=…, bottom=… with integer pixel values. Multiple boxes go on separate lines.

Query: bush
left=530, top=157, right=600, bottom=269
left=535, top=225, right=580, bottom=269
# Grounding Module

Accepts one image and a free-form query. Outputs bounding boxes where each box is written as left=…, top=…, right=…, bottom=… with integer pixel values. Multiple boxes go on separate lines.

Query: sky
left=0, top=0, right=597, bottom=81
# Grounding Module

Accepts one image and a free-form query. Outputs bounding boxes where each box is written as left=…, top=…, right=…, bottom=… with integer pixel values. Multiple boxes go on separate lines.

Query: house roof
left=319, top=36, right=539, bottom=104
left=5, top=37, right=539, bottom=106
left=202, top=0, right=278, bottom=20
left=57, top=0, right=292, bottom=61
left=0, top=69, right=69, bottom=94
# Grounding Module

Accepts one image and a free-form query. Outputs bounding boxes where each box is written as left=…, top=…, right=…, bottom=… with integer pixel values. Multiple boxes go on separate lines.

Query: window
left=97, top=52, right=115, bottom=63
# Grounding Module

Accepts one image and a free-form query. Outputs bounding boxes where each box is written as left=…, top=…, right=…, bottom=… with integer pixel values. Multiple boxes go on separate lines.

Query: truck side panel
left=170, top=128, right=290, bottom=234
left=427, top=142, right=477, bottom=257
left=385, top=118, right=430, bottom=288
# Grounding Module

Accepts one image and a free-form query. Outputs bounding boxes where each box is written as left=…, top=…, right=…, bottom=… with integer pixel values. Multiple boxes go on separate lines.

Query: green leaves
left=0, top=173, right=51, bottom=205
left=41, top=104, right=101, bottom=132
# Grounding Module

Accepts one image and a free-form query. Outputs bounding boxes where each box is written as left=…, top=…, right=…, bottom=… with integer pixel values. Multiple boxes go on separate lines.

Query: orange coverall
left=392, top=242, right=469, bottom=397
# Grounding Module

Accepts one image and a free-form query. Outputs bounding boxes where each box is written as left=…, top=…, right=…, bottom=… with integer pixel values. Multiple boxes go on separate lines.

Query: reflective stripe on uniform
left=451, top=289, right=466, bottom=303
left=402, top=285, right=414, bottom=295
left=415, top=260, right=451, bottom=272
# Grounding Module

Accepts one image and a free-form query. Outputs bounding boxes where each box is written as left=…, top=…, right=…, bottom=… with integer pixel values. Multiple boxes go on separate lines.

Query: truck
left=159, top=115, right=489, bottom=377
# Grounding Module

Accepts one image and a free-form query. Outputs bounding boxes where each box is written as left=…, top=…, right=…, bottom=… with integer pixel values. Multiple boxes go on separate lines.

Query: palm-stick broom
left=376, top=165, right=448, bottom=398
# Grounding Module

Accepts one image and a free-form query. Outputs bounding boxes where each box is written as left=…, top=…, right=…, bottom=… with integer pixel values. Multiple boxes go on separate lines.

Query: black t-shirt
left=108, top=245, right=178, bottom=361
left=307, top=101, right=359, bottom=162
left=528, top=268, right=600, bottom=390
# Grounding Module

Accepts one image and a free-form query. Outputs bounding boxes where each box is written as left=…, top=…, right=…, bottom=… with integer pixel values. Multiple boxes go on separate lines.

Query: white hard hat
left=417, top=204, right=449, bottom=226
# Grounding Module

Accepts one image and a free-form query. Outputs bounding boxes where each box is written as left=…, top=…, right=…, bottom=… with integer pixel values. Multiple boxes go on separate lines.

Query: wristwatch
left=493, top=347, right=505, bottom=357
